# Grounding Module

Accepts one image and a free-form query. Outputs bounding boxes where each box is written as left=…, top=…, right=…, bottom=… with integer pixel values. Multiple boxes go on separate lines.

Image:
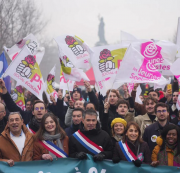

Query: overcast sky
left=36, top=0, right=180, bottom=47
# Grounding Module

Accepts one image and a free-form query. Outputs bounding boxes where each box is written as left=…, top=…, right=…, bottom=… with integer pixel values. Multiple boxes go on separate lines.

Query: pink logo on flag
left=138, top=59, right=161, bottom=80
left=141, top=42, right=163, bottom=65
left=138, top=42, right=162, bottom=80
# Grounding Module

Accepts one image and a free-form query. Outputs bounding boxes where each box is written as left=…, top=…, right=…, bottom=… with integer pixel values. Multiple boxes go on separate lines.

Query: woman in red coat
left=33, top=112, right=69, bottom=161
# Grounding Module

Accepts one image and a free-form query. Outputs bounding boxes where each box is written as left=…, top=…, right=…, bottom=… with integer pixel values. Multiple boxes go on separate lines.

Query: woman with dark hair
left=33, top=113, right=69, bottom=161
left=151, top=124, right=180, bottom=167
left=112, top=122, right=151, bottom=167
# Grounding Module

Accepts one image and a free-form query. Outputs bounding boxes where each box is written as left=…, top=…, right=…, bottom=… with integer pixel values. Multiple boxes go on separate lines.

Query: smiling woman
left=33, top=113, right=69, bottom=160
left=112, top=122, right=151, bottom=166
left=151, top=124, right=180, bottom=167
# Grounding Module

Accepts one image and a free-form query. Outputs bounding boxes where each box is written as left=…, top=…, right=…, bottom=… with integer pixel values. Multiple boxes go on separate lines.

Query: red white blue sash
left=26, top=124, right=35, bottom=134
left=26, top=124, right=68, bottom=158
left=73, top=130, right=104, bottom=155
left=39, top=140, right=68, bottom=158
left=118, top=141, right=137, bottom=162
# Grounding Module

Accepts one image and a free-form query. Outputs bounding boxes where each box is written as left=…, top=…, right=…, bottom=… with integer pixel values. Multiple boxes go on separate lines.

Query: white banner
left=54, top=34, right=91, bottom=70
left=45, top=65, right=58, bottom=103
left=5, top=46, right=44, bottom=100
left=4, top=33, right=45, bottom=65
left=113, top=42, right=168, bottom=86
left=91, top=44, right=127, bottom=96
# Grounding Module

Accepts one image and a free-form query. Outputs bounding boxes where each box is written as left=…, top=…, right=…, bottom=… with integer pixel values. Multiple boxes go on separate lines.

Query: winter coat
left=134, top=113, right=157, bottom=136
left=69, top=122, right=113, bottom=159
left=0, top=124, right=34, bottom=162
left=113, top=139, right=151, bottom=164
left=33, top=136, right=69, bottom=160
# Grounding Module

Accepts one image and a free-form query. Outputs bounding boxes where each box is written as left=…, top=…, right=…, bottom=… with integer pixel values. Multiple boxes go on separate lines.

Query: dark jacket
left=69, top=122, right=113, bottom=159
left=143, top=121, right=170, bottom=154
left=113, top=139, right=151, bottom=164
left=0, top=116, right=7, bottom=134
left=28, top=116, right=41, bottom=132
left=2, top=92, right=33, bottom=125
left=65, top=123, right=80, bottom=137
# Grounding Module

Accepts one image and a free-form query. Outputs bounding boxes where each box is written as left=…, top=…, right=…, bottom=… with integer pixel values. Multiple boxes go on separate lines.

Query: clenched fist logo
left=16, top=63, right=32, bottom=78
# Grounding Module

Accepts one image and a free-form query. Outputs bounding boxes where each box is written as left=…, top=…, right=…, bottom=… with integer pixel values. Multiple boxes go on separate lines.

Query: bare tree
left=0, top=0, right=48, bottom=54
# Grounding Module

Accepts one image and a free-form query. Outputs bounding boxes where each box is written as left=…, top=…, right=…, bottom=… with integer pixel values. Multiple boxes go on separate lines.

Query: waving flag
left=91, top=44, right=127, bottom=96
left=11, top=83, right=25, bottom=110
left=45, top=66, right=58, bottom=103
left=59, top=54, right=89, bottom=82
left=0, top=52, right=11, bottom=93
left=4, top=46, right=44, bottom=100
left=54, top=34, right=91, bottom=70
left=113, top=42, right=167, bottom=87
left=3, top=33, right=45, bottom=65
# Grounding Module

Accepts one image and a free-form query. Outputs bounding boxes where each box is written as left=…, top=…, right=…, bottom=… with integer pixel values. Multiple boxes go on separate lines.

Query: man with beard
left=69, top=109, right=113, bottom=161
left=135, top=96, right=158, bottom=136
left=0, top=79, right=47, bottom=132
left=169, top=91, right=179, bottom=123
left=65, top=108, right=83, bottom=137
left=143, top=102, right=170, bottom=154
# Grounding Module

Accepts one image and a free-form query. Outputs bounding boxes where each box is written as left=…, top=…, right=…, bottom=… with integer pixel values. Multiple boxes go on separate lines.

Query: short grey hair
left=83, top=109, right=98, bottom=119
left=8, top=112, right=22, bottom=120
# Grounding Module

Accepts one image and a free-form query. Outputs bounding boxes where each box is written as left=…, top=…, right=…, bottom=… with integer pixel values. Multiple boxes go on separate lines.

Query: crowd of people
left=0, top=77, right=179, bottom=168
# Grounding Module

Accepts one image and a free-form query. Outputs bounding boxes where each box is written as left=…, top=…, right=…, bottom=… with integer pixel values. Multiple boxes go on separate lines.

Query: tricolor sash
left=39, top=140, right=68, bottom=158
left=26, top=124, right=35, bottom=134
left=73, top=130, right=104, bottom=155
left=118, top=141, right=137, bottom=162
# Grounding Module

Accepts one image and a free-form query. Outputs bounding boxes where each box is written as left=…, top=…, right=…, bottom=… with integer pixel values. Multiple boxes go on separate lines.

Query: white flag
left=59, top=54, right=89, bottom=82
left=45, top=65, right=58, bottom=103
left=91, top=44, right=127, bottom=96
left=54, top=34, right=91, bottom=70
left=5, top=46, right=44, bottom=100
left=113, top=42, right=167, bottom=86
left=4, top=33, right=45, bottom=65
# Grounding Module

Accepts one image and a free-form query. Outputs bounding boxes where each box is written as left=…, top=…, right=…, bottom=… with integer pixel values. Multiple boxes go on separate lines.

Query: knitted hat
left=111, top=118, right=127, bottom=128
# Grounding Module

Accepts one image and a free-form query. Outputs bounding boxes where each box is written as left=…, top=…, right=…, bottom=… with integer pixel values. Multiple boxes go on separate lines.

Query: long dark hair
left=122, top=122, right=143, bottom=143
left=34, top=112, right=66, bottom=141
left=160, top=124, right=180, bottom=156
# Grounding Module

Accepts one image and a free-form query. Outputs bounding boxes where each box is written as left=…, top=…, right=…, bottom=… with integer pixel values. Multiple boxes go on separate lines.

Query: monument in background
left=95, top=17, right=108, bottom=46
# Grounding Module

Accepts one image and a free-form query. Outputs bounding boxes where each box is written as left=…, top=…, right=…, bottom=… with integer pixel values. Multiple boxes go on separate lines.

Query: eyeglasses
left=34, top=107, right=44, bottom=111
left=157, top=110, right=167, bottom=113
left=0, top=111, right=4, bottom=114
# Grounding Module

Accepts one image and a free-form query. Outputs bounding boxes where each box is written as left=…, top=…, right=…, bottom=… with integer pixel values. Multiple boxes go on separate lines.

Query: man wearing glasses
left=143, top=102, right=170, bottom=154
left=28, top=100, right=47, bottom=132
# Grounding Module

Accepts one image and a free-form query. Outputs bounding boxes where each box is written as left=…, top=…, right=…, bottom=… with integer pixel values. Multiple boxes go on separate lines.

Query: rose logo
left=98, top=49, right=115, bottom=72
left=143, top=43, right=158, bottom=58
left=65, top=35, right=85, bottom=56
left=47, top=74, right=55, bottom=83
left=21, top=55, right=36, bottom=69
left=65, top=36, right=78, bottom=48
left=99, top=49, right=114, bottom=63
left=13, top=85, right=23, bottom=98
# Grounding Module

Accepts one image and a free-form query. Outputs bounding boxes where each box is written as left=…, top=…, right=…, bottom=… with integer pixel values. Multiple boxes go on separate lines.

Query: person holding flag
left=33, top=113, right=69, bottom=160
